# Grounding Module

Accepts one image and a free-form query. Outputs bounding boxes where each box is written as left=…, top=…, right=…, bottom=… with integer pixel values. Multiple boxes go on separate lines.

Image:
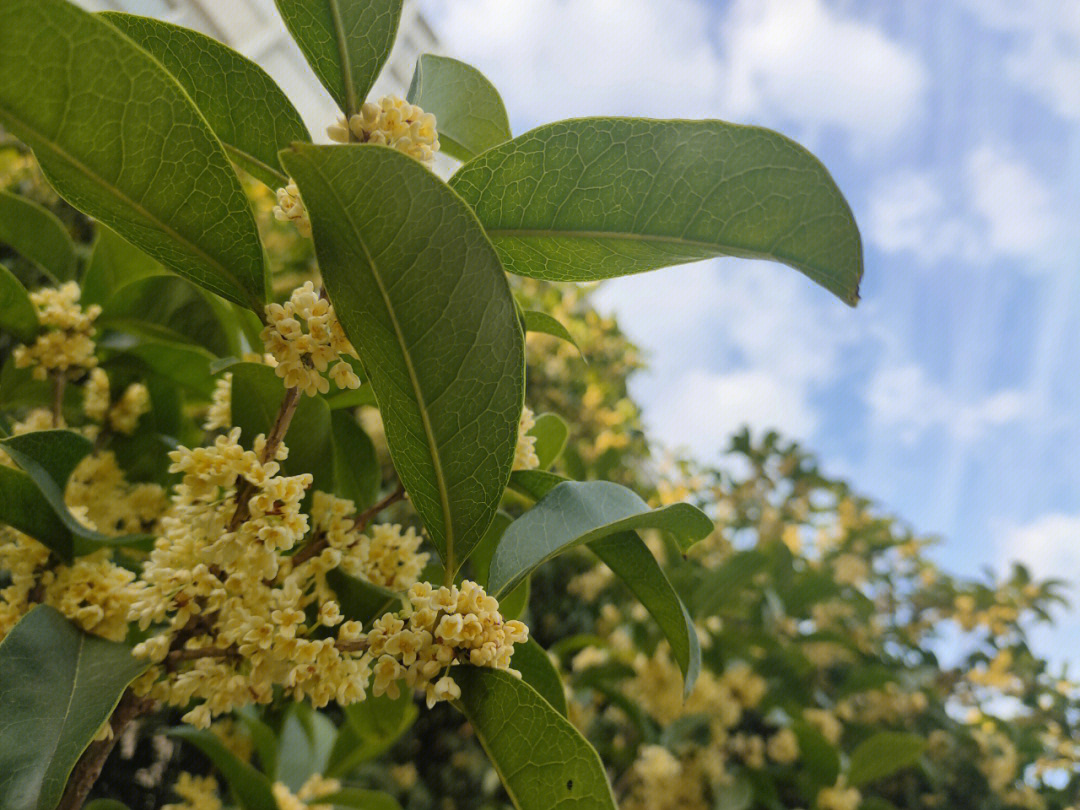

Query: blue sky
left=417, top=0, right=1080, bottom=648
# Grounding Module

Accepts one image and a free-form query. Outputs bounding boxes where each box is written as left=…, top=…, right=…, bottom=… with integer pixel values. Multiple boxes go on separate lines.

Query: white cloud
left=419, top=0, right=721, bottom=124
left=718, top=0, right=928, bottom=148
left=420, top=0, right=926, bottom=148
left=997, top=513, right=1080, bottom=585
left=959, top=0, right=1080, bottom=121
left=866, top=145, right=1060, bottom=266
left=866, top=363, right=1031, bottom=444
left=649, top=368, right=818, bottom=457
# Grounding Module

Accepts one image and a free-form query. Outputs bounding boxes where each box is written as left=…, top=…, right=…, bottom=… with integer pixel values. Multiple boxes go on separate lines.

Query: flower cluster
left=327, top=95, right=439, bottom=165
left=311, top=492, right=429, bottom=591
left=366, top=580, right=529, bottom=708
left=13, top=282, right=99, bottom=380
left=513, top=405, right=540, bottom=471
left=261, top=282, right=361, bottom=396
left=203, top=372, right=233, bottom=431
left=82, top=370, right=151, bottom=435
left=272, top=181, right=311, bottom=238
left=272, top=774, right=341, bottom=810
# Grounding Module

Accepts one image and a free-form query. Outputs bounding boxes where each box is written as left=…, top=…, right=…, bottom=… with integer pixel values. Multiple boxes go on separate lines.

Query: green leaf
left=406, top=54, right=511, bottom=162
left=790, top=719, right=840, bottom=788
left=450, top=118, right=864, bottom=305
left=326, top=687, right=417, bottom=777
left=229, top=362, right=334, bottom=491
left=521, top=310, right=580, bottom=355
left=589, top=532, right=701, bottom=695
left=274, top=0, right=403, bottom=117
left=101, top=334, right=216, bottom=398
left=280, top=144, right=524, bottom=574
left=529, top=412, right=569, bottom=470
left=82, top=226, right=168, bottom=309
left=101, top=13, right=310, bottom=189
left=331, top=410, right=380, bottom=509
left=469, top=510, right=513, bottom=588
left=487, top=481, right=712, bottom=596
left=0, top=262, right=38, bottom=341
left=84, top=802, right=132, bottom=810
left=455, top=667, right=617, bottom=810
left=276, top=704, right=336, bottom=792
left=0, top=606, right=147, bottom=810
left=235, top=707, right=280, bottom=781
left=0, top=0, right=266, bottom=310
left=0, top=430, right=153, bottom=560
left=511, top=638, right=568, bottom=717
left=169, top=727, right=277, bottom=810
left=0, top=190, right=76, bottom=281
left=507, top=469, right=567, bottom=502
left=325, top=568, right=400, bottom=625
left=714, top=777, right=753, bottom=810
left=0, top=465, right=70, bottom=557
left=848, top=731, right=925, bottom=787
left=499, top=575, right=530, bottom=621
left=323, top=788, right=402, bottom=810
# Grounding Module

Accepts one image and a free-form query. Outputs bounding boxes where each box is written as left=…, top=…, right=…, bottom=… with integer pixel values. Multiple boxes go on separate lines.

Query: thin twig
left=228, top=386, right=301, bottom=531
left=52, top=373, right=66, bottom=427
left=291, top=483, right=407, bottom=567
left=165, top=644, right=241, bottom=671
left=55, top=690, right=154, bottom=810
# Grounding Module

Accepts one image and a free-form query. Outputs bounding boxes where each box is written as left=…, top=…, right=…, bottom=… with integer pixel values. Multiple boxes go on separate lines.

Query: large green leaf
left=100, top=334, right=216, bottom=398
left=325, top=568, right=400, bottom=626
left=0, top=430, right=153, bottom=560
left=325, top=687, right=417, bottom=778
left=101, top=13, right=310, bottom=189
left=330, top=410, right=380, bottom=509
left=281, top=144, right=524, bottom=574
left=487, top=481, right=711, bottom=595
left=848, top=731, right=926, bottom=787
left=790, top=719, right=840, bottom=788
left=0, top=262, right=38, bottom=341
left=275, top=703, right=336, bottom=792
left=0, top=606, right=148, bottom=810
left=455, top=667, right=616, bottom=810
left=512, top=638, right=569, bottom=716
left=0, top=0, right=266, bottom=310
left=529, top=412, right=568, bottom=470
left=274, top=0, right=403, bottom=117
left=0, top=465, right=70, bottom=554
left=169, top=727, right=277, bottom=810
left=589, top=532, right=700, bottom=695
left=82, top=226, right=168, bottom=309
left=406, top=54, right=511, bottom=162
left=450, top=118, right=863, bottom=305
left=0, top=190, right=76, bottom=282
left=229, top=362, right=333, bottom=491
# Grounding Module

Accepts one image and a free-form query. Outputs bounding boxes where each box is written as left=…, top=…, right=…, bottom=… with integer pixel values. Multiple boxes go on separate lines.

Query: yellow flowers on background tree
left=4, top=0, right=1019, bottom=809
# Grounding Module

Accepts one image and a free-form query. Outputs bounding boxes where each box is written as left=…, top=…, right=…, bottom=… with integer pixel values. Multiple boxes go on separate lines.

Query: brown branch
left=335, top=638, right=370, bottom=654
left=165, top=644, right=240, bottom=671
left=55, top=689, right=154, bottom=810
left=52, top=372, right=66, bottom=427
left=228, top=386, right=301, bottom=531
left=291, top=483, right=407, bottom=567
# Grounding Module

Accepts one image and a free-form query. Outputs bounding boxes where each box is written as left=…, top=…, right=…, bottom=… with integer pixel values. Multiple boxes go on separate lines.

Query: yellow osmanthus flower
left=766, top=726, right=800, bottom=764
left=203, top=373, right=233, bottom=431
left=14, top=282, right=100, bottom=380
left=162, top=772, right=222, bottom=810
left=513, top=405, right=540, bottom=471
left=817, top=777, right=861, bottom=810
left=273, top=774, right=341, bottom=810
left=327, top=95, right=440, bottom=165
left=107, top=382, right=150, bottom=434
left=261, top=282, right=361, bottom=397
left=83, top=367, right=111, bottom=423
left=622, top=745, right=710, bottom=810
left=272, top=181, right=311, bottom=238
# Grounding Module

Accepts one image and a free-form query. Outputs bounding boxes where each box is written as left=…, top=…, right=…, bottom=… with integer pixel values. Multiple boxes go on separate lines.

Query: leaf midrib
left=0, top=108, right=258, bottom=311
left=301, top=153, right=456, bottom=572
left=40, top=631, right=85, bottom=808
left=327, top=0, right=358, bottom=117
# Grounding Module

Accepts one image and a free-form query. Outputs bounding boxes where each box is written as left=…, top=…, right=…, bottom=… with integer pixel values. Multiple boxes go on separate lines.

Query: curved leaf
left=512, top=638, right=569, bottom=716
left=325, top=568, right=400, bottom=625
left=529, top=412, right=568, bottom=470
left=169, top=727, right=277, bottom=810
left=507, top=469, right=567, bottom=502
left=0, top=430, right=153, bottom=560
left=101, top=12, right=310, bottom=189
left=406, top=54, right=511, bottom=162
left=280, top=144, right=524, bottom=574
left=0, top=0, right=266, bottom=309
left=790, top=719, right=840, bottom=788
left=0, top=606, right=147, bottom=810
left=0, top=262, right=38, bottom=341
left=326, top=688, right=417, bottom=778
left=455, top=667, right=616, bottom=810
left=450, top=118, right=863, bottom=305
left=82, top=226, right=168, bottom=309
left=274, top=0, right=403, bottom=117
left=488, top=480, right=712, bottom=596
left=0, top=191, right=76, bottom=281
left=848, top=731, right=925, bottom=787
left=589, top=532, right=700, bottom=695
left=331, top=409, right=380, bottom=509
left=521, top=310, right=580, bottom=355
left=276, top=703, right=336, bottom=792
